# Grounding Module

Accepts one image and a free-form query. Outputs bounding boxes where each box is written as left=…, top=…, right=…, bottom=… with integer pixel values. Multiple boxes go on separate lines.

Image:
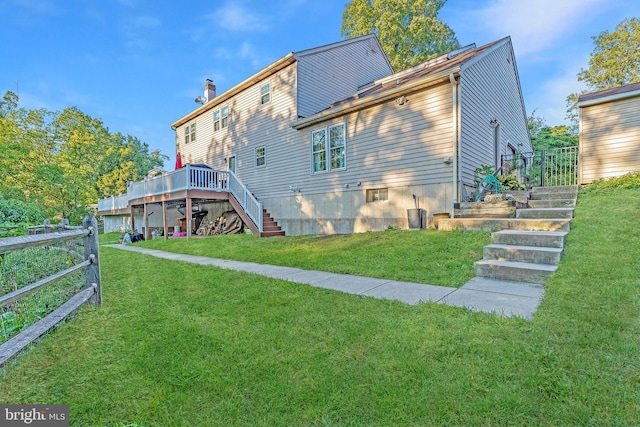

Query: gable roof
left=578, top=82, right=640, bottom=107
left=170, top=34, right=386, bottom=129
left=291, top=37, right=511, bottom=130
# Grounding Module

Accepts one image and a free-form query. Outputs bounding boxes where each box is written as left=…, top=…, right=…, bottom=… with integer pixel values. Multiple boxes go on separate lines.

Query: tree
left=528, top=110, right=578, bottom=150
left=0, top=90, right=167, bottom=222
left=341, top=0, right=460, bottom=71
left=566, top=17, right=640, bottom=129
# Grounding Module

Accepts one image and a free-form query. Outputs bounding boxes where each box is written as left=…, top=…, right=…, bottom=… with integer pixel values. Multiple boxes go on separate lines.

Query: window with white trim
left=255, top=146, right=266, bottom=167
left=312, top=123, right=346, bottom=173
left=184, top=122, right=195, bottom=144
left=213, top=105, right=229, bottom=131
left=260, top=83, right=271, bottom=105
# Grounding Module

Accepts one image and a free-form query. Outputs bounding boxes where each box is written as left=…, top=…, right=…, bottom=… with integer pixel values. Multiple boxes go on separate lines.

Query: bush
left=583, top=171, right=640, bottom=193
left=0, top=197, right=45, bottom=224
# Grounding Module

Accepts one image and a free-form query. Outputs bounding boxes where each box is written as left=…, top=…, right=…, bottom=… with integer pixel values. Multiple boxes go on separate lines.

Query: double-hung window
left=255, top=146, right=266, bottom=167
left=312, top=123, right=346, bottom=173
left=260, top=83, right=271, bottom=105
left=184, top=123, right=195, bottom=144
left=214, top=106, right=229, bottom=131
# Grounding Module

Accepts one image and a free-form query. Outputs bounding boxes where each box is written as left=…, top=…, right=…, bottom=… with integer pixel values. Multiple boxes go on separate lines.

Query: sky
left=1, top=0, right=638, bottom=170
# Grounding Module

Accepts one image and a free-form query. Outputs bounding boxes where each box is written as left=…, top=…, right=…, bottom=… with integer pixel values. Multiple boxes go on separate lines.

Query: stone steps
left=528, top=199, right=576, bottom=208
left=483, top=244, right=563, bottom=265
left=471, top=185, right=577, bottom=286
left=490, top=230, right=568, bottom=248
left=516, top=207, right=574, bottom=219
left=474, top=260, right=558, bottom=285
left=438, top=218, right=571, bottom=232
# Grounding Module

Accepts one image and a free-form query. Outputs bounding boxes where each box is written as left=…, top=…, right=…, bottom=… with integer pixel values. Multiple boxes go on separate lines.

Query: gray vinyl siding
left=296, top=38, right=393, bottom=118
left=255, top=81, right=453, bottom=198
left=176, top=64, right=299, bottom=179
left=580, top=95, right=640, bottom=183
left=458, top=41, right=531, bottom=192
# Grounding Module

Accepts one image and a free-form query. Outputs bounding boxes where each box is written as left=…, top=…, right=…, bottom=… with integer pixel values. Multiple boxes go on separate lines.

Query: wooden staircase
left=441, top=185, right=578, bottom=285
left=260, top=209, right=285, bottom=237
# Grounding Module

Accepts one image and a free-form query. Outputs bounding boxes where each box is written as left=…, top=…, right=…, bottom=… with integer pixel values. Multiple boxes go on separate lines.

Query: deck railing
left=97, top=165, right=263, bottom=232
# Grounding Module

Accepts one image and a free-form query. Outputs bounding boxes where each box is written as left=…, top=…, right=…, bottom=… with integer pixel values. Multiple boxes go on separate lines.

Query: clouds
left=464, top=0, right=610, bottom=56
left=209, top=3, right=269, bottom=32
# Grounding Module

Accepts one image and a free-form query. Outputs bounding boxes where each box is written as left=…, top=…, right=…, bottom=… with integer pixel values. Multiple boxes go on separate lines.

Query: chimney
left=204, top=79, right=216, bottom=102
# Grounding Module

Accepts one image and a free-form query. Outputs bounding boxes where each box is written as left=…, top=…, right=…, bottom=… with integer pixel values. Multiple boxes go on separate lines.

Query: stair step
left=491, top=230, right=568, bottom=248
left=474, top=260, right=557, bottom=285
left=516, top=207, right=574, bottom=219
left=528, top=199, right=576, bottom=208
left=260, top=230, right=285, bottom=237
left=438, top=218, right=571, bottom=232
left=530, top=191, right=577, bottom=200
left=484, top=244, right=563, bottom=265
left=531, top=185, right=578, bottom=194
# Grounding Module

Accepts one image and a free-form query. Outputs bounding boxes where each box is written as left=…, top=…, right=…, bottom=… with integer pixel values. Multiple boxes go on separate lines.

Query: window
left=255, top=146, right=266, bottom=167
left=213, top=105, right=229, bottom=131
left=312, top=123, right=346, bottom=173
left=260, top=83, right=271, bottom=105
left=221, top=106, right=229, bottom=128
left=312, top=129, right=327, bottom=173
left=366, top=188, right=388, bottom=203
left=184, top=123, right=195, bottom=144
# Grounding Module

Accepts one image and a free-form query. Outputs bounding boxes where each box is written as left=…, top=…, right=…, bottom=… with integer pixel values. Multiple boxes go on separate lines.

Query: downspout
left=449, top=73, right=460, bottom=212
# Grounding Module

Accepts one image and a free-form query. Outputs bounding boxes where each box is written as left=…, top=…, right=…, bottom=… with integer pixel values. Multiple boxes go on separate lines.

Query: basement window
left=366, top=188, right=388, bottom=202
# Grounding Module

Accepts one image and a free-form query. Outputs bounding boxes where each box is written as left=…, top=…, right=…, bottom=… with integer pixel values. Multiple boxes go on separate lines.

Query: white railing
left=97, top=165, right=263, bottom=232
left=228, top=171, right=263, bottom=232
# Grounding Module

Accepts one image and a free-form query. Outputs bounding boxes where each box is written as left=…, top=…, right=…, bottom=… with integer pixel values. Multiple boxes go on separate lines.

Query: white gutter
left=449, top=73, right=460, bottom=208
left=578, top=89, right=640, bottom=108
left=291, top=67, right=461, bottom=130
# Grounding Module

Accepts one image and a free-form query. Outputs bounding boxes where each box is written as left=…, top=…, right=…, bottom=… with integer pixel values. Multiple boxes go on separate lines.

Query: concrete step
left=530, top=191, right=577, bottom=200
left=516, top=207, right=574, bottom=219
left=528, top=199, right=576, bottom=208
left=483, top=244, right=563, bottom=265
left=438, top=218, right=571, bottom=232
left=531, top=185, right=578, bottom=194
left=491, top=230, right=568, bottom=248
left=474, top=259, right=557, bottom=285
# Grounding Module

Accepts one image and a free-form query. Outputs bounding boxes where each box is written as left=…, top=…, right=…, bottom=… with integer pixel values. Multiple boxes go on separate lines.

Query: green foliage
left=582, top=171, right=640, bottom=193
left=497, top=174, right=525, bottom=190
left=566, top=17, right=640, bottom=128
left=0, top=197, right=44, bottom=224
left=531, top=126, right=578, bottom=150
left=341, top=0, right=460, bottom=71
left=0, top=91, right=167, bottom=220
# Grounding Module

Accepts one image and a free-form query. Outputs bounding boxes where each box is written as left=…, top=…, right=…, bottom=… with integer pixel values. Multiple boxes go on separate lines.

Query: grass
left=0, top=186, right=638, bottom=426
left=131, top=229, right=489, bottom=288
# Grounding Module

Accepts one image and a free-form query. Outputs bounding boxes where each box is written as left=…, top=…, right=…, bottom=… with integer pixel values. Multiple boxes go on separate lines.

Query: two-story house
left=98, top=34, right=531, bottom=237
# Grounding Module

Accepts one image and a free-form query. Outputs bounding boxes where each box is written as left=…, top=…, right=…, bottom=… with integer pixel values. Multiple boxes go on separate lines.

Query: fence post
left=540, top=150, right=546, bottom=187
left=83, top=216, right=102, bottom=306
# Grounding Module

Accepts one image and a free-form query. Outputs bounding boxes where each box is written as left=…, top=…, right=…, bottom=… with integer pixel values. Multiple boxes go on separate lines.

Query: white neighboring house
left=98, top=35, right=532, bottom=237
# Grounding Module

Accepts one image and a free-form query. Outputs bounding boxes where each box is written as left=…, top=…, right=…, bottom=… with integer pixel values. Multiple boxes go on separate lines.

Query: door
left=227, top=155, right=236, bottom=174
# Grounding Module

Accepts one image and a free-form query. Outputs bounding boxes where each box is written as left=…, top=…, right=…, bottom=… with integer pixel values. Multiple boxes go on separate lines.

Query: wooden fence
left=0, top=216, right=101, bottom=367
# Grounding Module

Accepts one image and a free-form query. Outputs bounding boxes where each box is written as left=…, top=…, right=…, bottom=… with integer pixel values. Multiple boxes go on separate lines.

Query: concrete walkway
left=106, top=244, right=544, bottom=320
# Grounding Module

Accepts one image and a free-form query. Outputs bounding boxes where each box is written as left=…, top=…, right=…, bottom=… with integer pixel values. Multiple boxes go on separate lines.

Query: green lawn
left=135, top=228, right=489, bottom=288
left=0, top=186, right=638, bottom=426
